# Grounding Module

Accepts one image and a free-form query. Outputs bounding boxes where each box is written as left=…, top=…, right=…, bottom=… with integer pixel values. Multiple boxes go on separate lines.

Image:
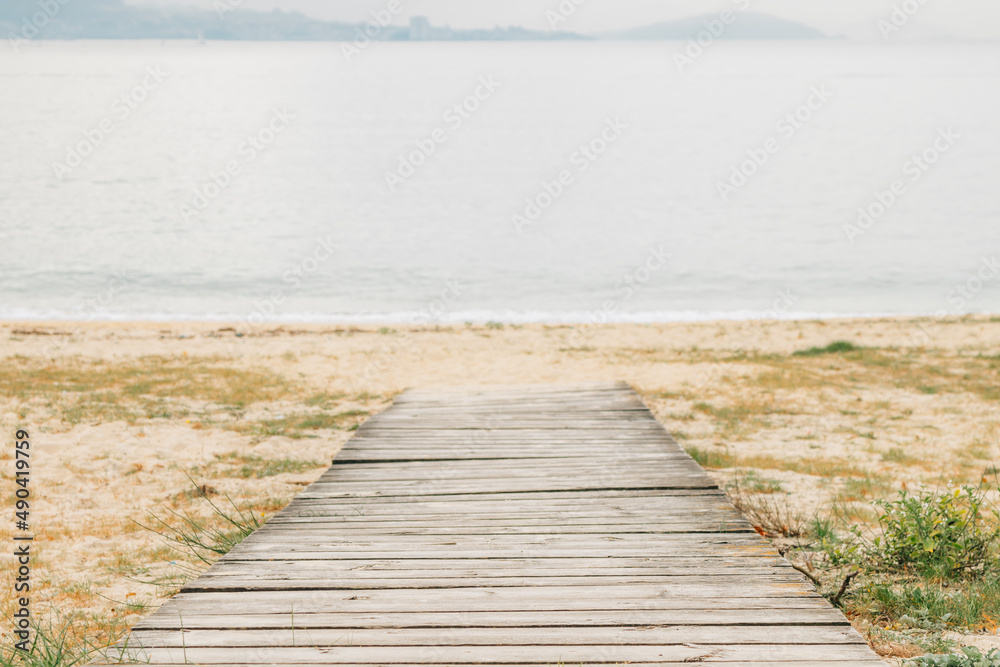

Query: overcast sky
left=128, top=0, right=1000, bottom=40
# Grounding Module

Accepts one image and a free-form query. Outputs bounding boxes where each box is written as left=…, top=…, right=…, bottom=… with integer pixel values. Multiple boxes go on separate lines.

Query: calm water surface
left=0, top=40, right=998, bottom=323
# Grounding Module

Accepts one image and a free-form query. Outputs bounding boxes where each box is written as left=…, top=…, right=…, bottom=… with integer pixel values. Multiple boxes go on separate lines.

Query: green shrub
left=809, top=517, right=863, bottom=566
left=867, top=486, right=1000, bottom=579
left=793, top=341, right=860, bottom=357
left=906, top=647, right=1000, bottom=667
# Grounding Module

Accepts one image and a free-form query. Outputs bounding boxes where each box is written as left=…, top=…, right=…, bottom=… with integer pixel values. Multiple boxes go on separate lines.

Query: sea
left=1, top=40, right=998, bottom=324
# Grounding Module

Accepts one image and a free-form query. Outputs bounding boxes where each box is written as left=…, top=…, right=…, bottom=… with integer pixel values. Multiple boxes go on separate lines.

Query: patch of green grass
left=228, top=409, right=370, bottom=440
left=304, top=391, right=348, bottom=409
left=793, top=341, right=861, bottom=357
left=1, top=357, right=296, bottom=427
left=809, top=517, right=839, bottom=542
left=958, top=442, right=994, bottom=467
left=0, top=611, right=141, bottom=667
left=727, top=470, right=784, bottom=494
left=1, top=356, right=293, bottom=406
left=336, top=408, right=370, bottom=419
left=683, top=447, right=868, bottom=479
left=732, top=345, right=999, bottom=405
left=692, top=400, right=797, bottom=440
left=215, top=453, right=325, bottom=478
left=486, top=321, right=504, bottom=330
left=0, top=617, right=90, bottom=667
left=883, top=447, right=918, bottom=464
left=60, top=401, right=141, bottom=426
left=906, top=647, right=1000, bottom=666
left=753, top=367, right=829, bottom=392
left=684, top=446, right=736, bottom=469
left=849, top=577, right=1000, bottom=633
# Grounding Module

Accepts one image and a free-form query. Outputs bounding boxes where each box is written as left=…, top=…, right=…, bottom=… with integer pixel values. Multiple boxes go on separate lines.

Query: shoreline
left=3, top=311, right=997, bottom=328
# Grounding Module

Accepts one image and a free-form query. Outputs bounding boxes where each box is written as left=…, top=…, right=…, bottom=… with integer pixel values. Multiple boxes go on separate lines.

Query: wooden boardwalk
left=104, top=383, right=883, bottom=666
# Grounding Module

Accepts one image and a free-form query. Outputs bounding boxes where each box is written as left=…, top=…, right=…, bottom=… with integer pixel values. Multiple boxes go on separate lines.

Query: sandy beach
left=2, top=315, right=999, bottom=654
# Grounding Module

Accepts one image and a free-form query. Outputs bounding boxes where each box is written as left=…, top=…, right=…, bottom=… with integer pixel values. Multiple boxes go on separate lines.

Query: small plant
left=136, top=479, right=265, bottom=564
left=727, top=470, right=807, bottom=538
left=485, top=321, right=504, bottom=330
left=0, top=613, right=138, bottom=667
left=793, top=341, right=860, bottom=357
left=906, top=647, right=1000, bottom=667
left=0, top=619, right=87, bottom=667
left=866, top=486, right=1000, bottom=579
left=809, top=517, right=838, bottom=542
left=807, top=517, right=864, bottom=566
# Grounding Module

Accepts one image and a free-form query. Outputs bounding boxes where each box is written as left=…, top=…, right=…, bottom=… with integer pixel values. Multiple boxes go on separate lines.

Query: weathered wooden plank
left=269, top=514, right=739, bottom=525
left=203, top=557, right=794, bottom=572
left=126, top=625, right=866, bottom=648
left=230, top=527, right=756, bottom=539
left=103, top=644, right=884, bottom=664
left=358, top=428, right=661, bottom=437
left=201, top=561, right=797, bottom=578
left=321, top=458, right=696, bottom=472
left=137, top=595, right=836, bottom=618
left=180, top=574, right=808, bottom=592
left=341, top=437, right=677, bottom=443
left=264, top=514, right=745, bottom=523
left=251, top=526, right=753, bottom=537
left=221, top=549, right=779, bottom=561
left=311, top=469, right=708, bottom=484
left=280, top=491, right=730, bottom=510
left=158, top=586, right=823, bottom=612
left=95, top=663, right=884, bottom=667
left=333, top=451, right=677, bottom=461
left=317, top=460, right=703, bottom=474
left=266, top=515, right=743, bottom=526
left=294, top=481, right=717, bottom=498
left=234, top=533, right=766, bottom=546
left=132, top=608, right=851, bottom=630
left=197, top=566, right=798, bottom=580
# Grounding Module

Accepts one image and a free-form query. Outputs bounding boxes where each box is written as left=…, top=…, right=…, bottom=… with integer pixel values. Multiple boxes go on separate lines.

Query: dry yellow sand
left=1, top=316, right=998, bottom=653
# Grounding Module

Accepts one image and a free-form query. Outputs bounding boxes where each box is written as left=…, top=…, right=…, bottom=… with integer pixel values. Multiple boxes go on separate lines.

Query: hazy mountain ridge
left=606, top=12, right=832, bottom=40
left=0, top=0, right=585, bottom=41
left=1, top=2, right=833, bottom=42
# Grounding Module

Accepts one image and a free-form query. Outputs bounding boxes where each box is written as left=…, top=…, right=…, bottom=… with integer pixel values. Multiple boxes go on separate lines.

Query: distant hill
left=0, top=0, right=584, bottom=41
left=605, top=13, right=831, bottom=40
